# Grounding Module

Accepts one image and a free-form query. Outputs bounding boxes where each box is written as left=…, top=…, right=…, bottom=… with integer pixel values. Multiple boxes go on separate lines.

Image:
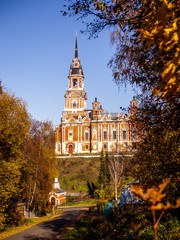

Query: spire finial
left=75, top=31, right=78, bottom=58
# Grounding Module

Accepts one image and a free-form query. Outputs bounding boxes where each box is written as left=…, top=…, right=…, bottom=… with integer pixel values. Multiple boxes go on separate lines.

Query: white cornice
left=64, top=108, right=86, bottom=111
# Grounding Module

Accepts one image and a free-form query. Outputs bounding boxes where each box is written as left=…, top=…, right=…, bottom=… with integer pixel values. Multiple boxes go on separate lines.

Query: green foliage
left=87, top=181, right=97, bottom=196
left=131, top=180, right=180, bottom=240
left=65, top=207, right=180, bottom=240
left=128, top=96, right=180, bottom=207
left=157, top=213, right=180, bottom=240
left=98, top=150, right=106, bottom=188
left=94, top=189, right=105, bottom=199
left=136, top=127, right=179, bottom=181
left=104, top=152, right=110, bottom=184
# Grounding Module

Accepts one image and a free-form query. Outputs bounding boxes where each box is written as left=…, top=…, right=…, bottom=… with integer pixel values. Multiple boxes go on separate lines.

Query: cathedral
left=55, top=36, right=139, bottom=155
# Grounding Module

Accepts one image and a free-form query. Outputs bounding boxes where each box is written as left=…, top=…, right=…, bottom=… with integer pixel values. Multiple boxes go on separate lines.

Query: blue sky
left=0, top=0, right=136, bottom=126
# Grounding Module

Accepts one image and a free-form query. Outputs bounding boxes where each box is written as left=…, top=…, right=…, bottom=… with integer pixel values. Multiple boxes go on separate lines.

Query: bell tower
left=62, top=33, right=88, bottom=119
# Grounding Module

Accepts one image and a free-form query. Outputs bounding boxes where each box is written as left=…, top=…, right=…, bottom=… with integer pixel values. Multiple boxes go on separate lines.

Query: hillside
left=57, top=156, right=100, bottom=193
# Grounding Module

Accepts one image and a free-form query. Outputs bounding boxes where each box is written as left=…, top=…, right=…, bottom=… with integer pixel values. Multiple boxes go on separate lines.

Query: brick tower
left=62, top=33, right=88, bottom=121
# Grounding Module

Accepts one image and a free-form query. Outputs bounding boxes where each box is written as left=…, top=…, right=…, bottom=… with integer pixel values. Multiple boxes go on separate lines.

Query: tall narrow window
left=68, top=131, right=73, bottom=141
left=122, top=130, right=126, bottom=139
left=92, top=129, right=97, bottom=140
left=73, top=79, right=77, bottom=86
left=113, top=130, right=117, bottom=140
left=103, top=130, right=107, bottom=140
left=85, top=131, right=89, bottom=140
left=72, top=101, right=77, bottom=108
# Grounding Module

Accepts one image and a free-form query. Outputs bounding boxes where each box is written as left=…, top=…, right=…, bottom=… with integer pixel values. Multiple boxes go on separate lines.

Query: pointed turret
left=75, top=31, right=78, bottom=58
left=69, top=32, right=84, bottom=76
left=63, top=32, right=87, bottom=117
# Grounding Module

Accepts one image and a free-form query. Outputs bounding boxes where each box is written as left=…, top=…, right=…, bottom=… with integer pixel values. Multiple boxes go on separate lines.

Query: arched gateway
left=68, top=144, right=73, bottom=154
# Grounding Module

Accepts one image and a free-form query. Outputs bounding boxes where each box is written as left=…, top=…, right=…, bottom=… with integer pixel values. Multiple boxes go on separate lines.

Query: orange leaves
left=131, top=179, right=180, bottom=239
left=131, top=179, right=180, bottom=211
left=152, top=199, right=180, bottom=211
left=131, top=179, right=170, bottom=205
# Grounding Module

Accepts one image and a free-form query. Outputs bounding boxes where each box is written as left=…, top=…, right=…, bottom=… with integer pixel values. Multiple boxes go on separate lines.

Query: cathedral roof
left=101, top=112, right=125, bottom=120
left=54, top=187, right=66, bottom=194
left=70, top=65, right=84, bottom=75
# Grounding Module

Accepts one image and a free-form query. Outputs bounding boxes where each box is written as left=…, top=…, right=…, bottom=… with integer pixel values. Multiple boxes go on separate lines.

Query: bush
left=5, top=205, right=24, bottom=228
left=0, top=213, right=6, bottom=231
left=66, top=205, right=180, bottom=240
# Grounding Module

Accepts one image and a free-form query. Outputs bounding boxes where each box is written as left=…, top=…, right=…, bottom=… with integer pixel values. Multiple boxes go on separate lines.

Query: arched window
left=51, top=197, right=55, bottom=206
left=73, top=79, right=77, bottom=86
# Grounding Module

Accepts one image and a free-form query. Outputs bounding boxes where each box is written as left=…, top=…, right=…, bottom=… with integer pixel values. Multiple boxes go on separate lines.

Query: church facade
left=55, top=36, right=139, bottom=155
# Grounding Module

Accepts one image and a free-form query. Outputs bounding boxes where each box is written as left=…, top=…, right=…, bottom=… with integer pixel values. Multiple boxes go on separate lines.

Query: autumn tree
left=20, top=119, right=57, bottom=212
left=131, top=98, right=180, bottom=201
left=62, top=0, right=180, bottom=202
left=0, top=87, right=30, bottom=229
left=62, top=0, right=180, bottom=101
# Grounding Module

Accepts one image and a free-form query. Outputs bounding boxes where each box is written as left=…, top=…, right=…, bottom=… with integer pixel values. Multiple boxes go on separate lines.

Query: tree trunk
left=115, top=185, right=117, bottom=201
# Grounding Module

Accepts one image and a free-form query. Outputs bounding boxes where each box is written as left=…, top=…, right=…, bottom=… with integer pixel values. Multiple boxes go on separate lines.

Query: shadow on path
left=4, top=209, right=87, bottom=240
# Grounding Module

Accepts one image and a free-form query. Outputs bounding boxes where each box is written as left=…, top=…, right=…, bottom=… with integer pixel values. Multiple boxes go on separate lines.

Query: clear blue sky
left=0, top=0, right=136, bottom=126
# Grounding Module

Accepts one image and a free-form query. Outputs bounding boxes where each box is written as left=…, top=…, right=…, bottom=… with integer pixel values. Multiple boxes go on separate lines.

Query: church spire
left=75, top=31, right=78, bottom=58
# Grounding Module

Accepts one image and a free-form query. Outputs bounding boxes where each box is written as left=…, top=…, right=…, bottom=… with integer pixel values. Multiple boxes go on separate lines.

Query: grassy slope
left=57, top=157, right=100, bottom=193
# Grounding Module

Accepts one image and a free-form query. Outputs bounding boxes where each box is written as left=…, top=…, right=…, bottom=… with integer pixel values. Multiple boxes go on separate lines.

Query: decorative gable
left=68, top=117, right=77, bottom=123
left=82, top=116, right=91, bottom=122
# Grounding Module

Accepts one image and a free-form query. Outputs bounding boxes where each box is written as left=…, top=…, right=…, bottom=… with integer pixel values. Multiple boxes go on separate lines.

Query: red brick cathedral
left=55, top=35, right=139, bottom=155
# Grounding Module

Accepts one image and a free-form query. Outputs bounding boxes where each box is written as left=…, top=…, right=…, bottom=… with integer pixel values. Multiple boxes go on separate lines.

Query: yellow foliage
left=131, top=179, right=170, bottom=205
left=131, top=179, right=180, bottom=212
left=138, top=0, right=180, bottom=101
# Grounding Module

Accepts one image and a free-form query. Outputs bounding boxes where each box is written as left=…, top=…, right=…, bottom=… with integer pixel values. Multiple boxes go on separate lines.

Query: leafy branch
left=131, top=179, right=180, bottom=240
